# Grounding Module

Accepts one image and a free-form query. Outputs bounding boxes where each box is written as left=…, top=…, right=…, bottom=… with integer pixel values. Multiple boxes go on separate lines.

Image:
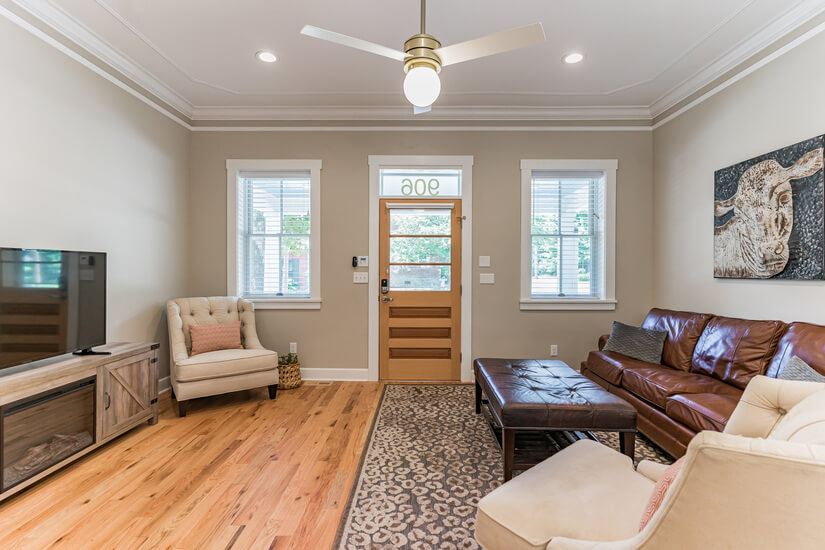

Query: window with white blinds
left=530, top=171, right=603, bottom=298
left=227, top=160, right=321, bottom=309
left=520, top=160, right=617, bottom=311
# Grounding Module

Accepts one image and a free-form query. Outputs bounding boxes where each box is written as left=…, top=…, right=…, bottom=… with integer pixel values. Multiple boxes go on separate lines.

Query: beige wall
left=190, top=130, right=653, bottom=372
left=6, top=0, right=823, bottom=383
left=0, top=17, right=190, bottom=379
left=653, top=31, right=825, bottom=323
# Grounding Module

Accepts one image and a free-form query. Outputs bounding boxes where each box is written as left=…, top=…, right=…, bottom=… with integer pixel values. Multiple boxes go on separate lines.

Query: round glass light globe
left=403, top=66, right=441, bottom=107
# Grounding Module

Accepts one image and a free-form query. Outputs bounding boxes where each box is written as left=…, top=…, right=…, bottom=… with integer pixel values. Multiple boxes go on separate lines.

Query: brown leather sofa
left=581, top=308, right=825, bottom=457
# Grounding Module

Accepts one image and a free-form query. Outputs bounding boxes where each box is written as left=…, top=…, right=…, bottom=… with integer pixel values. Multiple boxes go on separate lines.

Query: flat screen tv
left=0, top=248, right=107, bottom=372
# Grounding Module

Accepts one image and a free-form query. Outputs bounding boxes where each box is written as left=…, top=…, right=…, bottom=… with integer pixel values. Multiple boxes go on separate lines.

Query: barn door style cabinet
left=0, top=343, right=158, bottom=501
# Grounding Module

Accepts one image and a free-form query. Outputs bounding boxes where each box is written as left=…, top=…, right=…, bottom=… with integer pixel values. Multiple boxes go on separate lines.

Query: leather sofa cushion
left=175, top=348, right=277, bottom=382
left=642, top=308, right=713, bottom=372
left=691, top=316, right=787, bottom=390
left=766, top=322, right=825, bottom=378
left=665, top=393, right=741, bottom=433
left=622, top=364, right=741, bottom=409
left=586, top=350, right=660, bottom=386
left=475, top=440, right=654, bottom=550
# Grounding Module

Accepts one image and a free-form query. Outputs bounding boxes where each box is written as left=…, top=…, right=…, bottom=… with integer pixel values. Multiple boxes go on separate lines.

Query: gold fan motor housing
left=403, top=34, right=442, bottom=73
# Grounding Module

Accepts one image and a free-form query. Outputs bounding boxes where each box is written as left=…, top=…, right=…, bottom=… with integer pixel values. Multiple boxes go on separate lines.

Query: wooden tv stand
left=0, top=342, right=158, bottom=501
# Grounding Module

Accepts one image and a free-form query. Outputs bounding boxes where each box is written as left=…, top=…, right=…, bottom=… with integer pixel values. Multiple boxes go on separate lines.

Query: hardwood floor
left=0, top=382, right=383, bottom=550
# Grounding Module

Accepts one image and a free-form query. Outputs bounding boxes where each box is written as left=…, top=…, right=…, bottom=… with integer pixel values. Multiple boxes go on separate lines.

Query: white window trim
left=520, top=159, right=617, bottom=311
left=368, top=155, right=473, bottom=382
left=226, top=159, right=322, bottom=310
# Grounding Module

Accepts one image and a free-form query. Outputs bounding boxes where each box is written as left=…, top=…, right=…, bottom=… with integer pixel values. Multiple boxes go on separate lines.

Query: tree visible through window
left=388, top=208, right=452, bottom=291
left=530, top=174, right=601, bottom=298
left=241, top=175, right=311, bottom=298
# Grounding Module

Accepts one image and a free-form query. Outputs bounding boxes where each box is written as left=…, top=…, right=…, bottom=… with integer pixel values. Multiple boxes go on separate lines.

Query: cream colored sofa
left=166, top=297, right=278, bottom=417
left=475, top=375, right=825, bottom=550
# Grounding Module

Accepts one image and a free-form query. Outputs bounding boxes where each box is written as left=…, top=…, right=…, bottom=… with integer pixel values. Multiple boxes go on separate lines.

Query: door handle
left=381, top=296, right=394, bottom=303
left=104, top=392, right=111, bottom=410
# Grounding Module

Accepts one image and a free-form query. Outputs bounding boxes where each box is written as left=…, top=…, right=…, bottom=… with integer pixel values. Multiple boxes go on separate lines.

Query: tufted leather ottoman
left=474, top=358, right=637, bottom=480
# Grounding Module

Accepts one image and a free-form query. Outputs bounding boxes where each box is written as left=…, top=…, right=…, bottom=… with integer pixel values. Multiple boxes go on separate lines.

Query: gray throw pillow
left=603, top=321, right=667, bottom=364
left=776, top=355, right=825, bottom=383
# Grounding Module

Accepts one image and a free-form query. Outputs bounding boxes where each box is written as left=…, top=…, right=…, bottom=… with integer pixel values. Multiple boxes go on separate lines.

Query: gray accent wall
left=0, top=16, right=191, bottom=379
left=652, top=30, right=825, bottom=323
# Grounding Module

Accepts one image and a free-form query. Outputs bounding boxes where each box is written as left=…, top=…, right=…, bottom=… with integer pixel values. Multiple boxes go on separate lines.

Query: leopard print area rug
left=334, top=384, right=671, bottom=550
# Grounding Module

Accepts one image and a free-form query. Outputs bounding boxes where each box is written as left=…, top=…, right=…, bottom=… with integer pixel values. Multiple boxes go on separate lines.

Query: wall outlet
left=550, top=344, right=558, bottom=356
left=353, top=272, right=369, bottom=283
left=357, top=255, right=369, bottom=267
left=289, top=342, right=297, bottom=354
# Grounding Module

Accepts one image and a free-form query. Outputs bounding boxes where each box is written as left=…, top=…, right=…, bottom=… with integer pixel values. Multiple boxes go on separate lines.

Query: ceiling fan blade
left=413, top=105, right=432, bottom=115
left=433, top=22, right=545, bottom=67
left=300, top=25, right=408, bottom=62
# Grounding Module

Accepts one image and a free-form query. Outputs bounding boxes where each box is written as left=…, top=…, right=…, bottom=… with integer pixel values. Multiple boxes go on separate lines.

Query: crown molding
left=649, top=0, right=825, bottom=118
left=9, top=0, right=194, bottom=118
left=188, top=105, right=653, bottom=122
left=3, top=0, right=824, bottom=127
left=652, top=16, right=825, bottom=130
left=190, top=125, right=653, bottom=132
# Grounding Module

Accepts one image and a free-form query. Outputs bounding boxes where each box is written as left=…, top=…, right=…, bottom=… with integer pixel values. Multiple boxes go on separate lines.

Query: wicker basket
left=278, top=362, right=302, bottom=389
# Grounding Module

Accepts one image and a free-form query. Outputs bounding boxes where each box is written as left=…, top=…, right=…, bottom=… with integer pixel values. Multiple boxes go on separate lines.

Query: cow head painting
left=714, top=138, right=825, bottom=280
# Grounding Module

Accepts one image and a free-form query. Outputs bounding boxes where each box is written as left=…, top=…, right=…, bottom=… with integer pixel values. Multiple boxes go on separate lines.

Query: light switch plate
left=353, top=272, right=369, bottom=283
left=357, top=256, right=369, bottom=267
left=480, top=273, right=495, bottom=284
left=479, top=255, right=491, bottom=267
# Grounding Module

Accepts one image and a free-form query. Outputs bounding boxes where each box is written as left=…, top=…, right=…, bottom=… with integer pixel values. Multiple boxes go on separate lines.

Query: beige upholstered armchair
left=166, top=297, right=278, bottom=417
left=476, top=375, right=825, bottom=550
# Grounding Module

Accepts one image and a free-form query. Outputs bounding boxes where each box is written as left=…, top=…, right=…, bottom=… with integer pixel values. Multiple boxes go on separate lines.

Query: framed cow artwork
left=714, top=135, right=825, bottom=280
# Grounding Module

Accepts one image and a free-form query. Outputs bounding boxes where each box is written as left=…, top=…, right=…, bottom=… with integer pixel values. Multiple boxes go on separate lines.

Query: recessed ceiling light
left=563, top=52, right=584, bottom=64
left=255, top=50, right=278, bottom=63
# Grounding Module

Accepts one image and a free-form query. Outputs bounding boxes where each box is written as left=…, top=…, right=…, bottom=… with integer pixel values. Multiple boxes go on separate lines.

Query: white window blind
left=530, top=170, right=605, bottom=299
left=237, top=171, right=312, bottom=298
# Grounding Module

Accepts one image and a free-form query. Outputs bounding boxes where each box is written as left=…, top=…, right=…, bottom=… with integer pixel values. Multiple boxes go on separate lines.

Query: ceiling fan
left=301, top=0, right=546, bottom=114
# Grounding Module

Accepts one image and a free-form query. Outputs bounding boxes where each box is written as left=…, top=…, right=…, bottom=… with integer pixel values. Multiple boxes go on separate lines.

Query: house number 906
left=401, top=178, right=440, bottom=196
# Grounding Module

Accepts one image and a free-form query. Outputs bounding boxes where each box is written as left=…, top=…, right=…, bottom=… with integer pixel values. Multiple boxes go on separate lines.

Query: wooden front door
left=379, top=199, right=461, bottom=380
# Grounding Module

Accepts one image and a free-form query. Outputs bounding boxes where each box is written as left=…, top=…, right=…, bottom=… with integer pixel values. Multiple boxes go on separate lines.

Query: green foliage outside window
left=389, top=212, right=451, bottom=264
left=532, top=211, right=591, bottom=282
left=249, top=211, right=311, bottom=295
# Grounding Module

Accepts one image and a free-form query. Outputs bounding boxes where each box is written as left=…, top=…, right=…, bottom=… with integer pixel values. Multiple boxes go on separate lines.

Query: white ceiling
left=10, top=0, right=825, bottom=121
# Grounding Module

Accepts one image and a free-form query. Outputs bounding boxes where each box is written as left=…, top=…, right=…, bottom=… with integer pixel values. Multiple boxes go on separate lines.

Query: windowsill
left=520, top=299, right=617, bottom=311
left=247, top=298, right=322, bottom=310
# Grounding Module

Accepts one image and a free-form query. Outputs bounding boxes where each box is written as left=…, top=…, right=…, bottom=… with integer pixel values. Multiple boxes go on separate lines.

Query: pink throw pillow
left=190, top=322, right=243, bottom=356
left=638, top=457, right=685, bottom=531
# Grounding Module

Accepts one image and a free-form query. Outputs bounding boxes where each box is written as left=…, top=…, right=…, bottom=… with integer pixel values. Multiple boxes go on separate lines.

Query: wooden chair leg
left=620, top=431, right=636, bottom=461
left=503, top=428, right=515, bottom=481
left=475, top=380, right=482, bottom=414
left=268, top=384, right=278, bottom=400
left=178, top=399, right=188, bottom=418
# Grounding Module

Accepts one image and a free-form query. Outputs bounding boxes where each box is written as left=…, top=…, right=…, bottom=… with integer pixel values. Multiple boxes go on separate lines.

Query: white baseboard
left=158, top=376, right=171, bottom=394
left=300, top=368, right=369, bottom=381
